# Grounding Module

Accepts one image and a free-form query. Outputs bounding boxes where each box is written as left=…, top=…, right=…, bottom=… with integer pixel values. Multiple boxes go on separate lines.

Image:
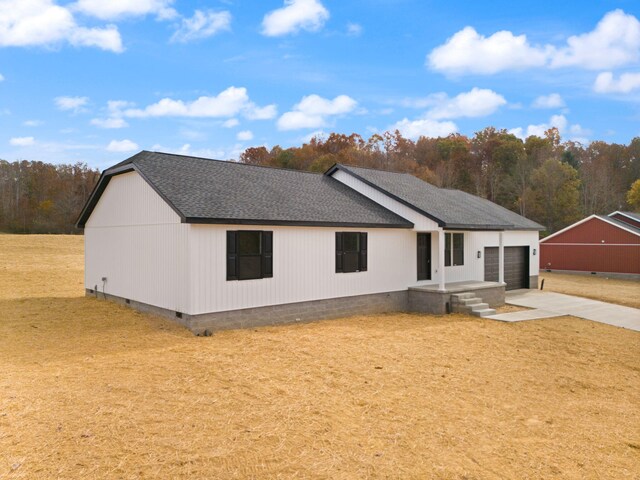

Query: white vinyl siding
left=188, top=225, right=414, bottom=315
left=84, top=171, right=190, bottom=312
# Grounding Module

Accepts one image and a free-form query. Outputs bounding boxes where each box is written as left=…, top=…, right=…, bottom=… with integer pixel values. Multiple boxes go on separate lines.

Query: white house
left=77, top=151, right=542, bottom=333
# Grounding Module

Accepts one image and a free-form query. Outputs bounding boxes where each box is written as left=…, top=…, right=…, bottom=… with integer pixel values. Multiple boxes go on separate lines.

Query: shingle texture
left=87, top=151, right=413, bottom=228
left=334, top=165, right=544, bottom=230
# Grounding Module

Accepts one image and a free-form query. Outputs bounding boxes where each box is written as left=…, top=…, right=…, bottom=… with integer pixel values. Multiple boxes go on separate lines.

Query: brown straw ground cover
left=1, top=235, right=639, bottom=479
left=539, top=271, right=640, bottom=309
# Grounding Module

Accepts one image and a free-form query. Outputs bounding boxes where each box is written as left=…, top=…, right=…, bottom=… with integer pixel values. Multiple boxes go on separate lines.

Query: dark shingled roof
left=327, top=164, right=544, bottom=231
left=77, top=151, right=413, bottom=228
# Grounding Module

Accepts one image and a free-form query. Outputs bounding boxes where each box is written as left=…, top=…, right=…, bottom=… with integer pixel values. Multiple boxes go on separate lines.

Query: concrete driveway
left=487, top=290, right=640, bottom=332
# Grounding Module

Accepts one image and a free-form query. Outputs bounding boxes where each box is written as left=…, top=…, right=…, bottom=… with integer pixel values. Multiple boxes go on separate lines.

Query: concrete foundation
left=86, top=281, right=508, bottom=335
left=540, top=269, right=640, bottom=282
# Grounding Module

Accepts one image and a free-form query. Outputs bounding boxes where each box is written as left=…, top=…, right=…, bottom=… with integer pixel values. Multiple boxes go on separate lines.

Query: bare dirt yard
left=539, top=271, right=640, bottom=309
left=1, top=235, right=639, bottom=479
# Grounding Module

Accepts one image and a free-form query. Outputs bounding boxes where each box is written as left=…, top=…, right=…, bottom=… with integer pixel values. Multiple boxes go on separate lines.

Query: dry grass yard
left=1, top=235, right=639, bottom=479
left=539, top=271, right=640, bottom=309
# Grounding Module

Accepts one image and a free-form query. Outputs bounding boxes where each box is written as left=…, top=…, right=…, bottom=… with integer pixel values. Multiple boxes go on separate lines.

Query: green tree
left=525, top=159, right=582, bottom=233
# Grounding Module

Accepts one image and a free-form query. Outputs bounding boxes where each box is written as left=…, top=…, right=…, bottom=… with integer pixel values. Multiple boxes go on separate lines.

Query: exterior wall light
left=533, top=248, right=537, bottom=255
left=477, top=251, right=482, bottom=259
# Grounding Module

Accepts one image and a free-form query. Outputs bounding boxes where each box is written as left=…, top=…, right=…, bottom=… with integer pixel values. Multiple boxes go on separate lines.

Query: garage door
left=484, top=246, right=529, bottom=290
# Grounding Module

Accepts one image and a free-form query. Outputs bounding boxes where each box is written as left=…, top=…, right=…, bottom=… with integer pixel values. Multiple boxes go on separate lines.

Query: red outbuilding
left=540, top=211, right=640, bottom=275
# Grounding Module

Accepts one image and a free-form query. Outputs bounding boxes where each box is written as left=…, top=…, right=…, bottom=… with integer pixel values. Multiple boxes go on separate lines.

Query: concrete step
left=455, top=303, right=490, bottom=314
left=470, top=303, right=490, bottom=310
left=459, top=297, right=482, bottom=306
left=450, top=293, right=475, bottom=301
left=471, top=308, right=497, bottom=318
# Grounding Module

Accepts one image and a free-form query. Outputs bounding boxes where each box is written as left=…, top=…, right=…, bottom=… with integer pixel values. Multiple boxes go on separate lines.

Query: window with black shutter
left=336, top=232, right=367, bottom=273
left=444, top=232, right=464, bottom=267
left=227, top=231, right=273, bottom=281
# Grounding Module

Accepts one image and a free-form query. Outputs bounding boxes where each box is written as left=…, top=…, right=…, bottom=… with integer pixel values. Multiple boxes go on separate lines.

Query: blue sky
left=1, top=0, right=640, bottom=169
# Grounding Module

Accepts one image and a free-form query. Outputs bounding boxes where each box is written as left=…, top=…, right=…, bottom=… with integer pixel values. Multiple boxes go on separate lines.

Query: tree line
left=1, top=127, right=638, bottom=234
left=0, top=160, right=99, bottom=233
left=241, top=128, right=640, bottom=234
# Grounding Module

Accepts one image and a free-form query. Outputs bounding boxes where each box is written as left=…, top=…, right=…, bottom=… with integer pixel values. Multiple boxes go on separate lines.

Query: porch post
left=438, top=229, right=446, bottom=291
left=498, top=231, right=505, bottom=284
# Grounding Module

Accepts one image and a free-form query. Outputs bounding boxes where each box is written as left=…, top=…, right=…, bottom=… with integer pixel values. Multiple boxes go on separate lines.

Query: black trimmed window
left=445, top=232, right=464, bottom=267
left=227, top=231, right=273, bottom=281
left=336, top=232, right=367, bottom=273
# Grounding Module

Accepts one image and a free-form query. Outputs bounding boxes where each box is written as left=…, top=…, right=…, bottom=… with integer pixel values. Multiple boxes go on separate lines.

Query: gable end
left=76, top=164, right=185, bottom=228
left=325, top=164, right=446, bottom=227
left=541, top=216, right=640, bottom=244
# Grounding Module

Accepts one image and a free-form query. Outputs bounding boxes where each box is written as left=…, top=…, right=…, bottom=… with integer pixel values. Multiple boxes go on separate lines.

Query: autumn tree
left=525, top=159, right=582, bottom=233
left=0, top=160, right=99, bottom=233
left=627, top=179, right=640, bottom=211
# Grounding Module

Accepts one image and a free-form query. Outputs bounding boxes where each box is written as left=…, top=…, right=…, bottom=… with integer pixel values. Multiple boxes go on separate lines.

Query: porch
left=407, top=280, right=505, bottom=316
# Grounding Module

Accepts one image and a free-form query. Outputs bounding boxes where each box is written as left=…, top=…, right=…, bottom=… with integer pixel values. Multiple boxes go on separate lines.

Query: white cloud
left=551, top=10, right=640, bottom=69
left=237, top=130, right=254, bottom=141
left=123, top=86, right=275, bottom=121
left=510, top=114, right=568, bottom=139
left=532, top=93, right=565, bottom=109
left=244, top=103, right=278, bottom=120
left=150, top=142, right=228, bottom=160
left=278, top=111, right=325, bottom=129
left=0, top=73, right=4, bottom=81
left=593, top=71, right=640, bottom=93
left=428, top=10, right=640, bottom=75
left=569, top=123, right=590, bottom=136
left=55, top=96, right=89, bottom=112
left=507, top=127, right=524, bottom=139
left=277, top=94, right=357, bottom=130
left=428, top=26, right=550, bottom=75
left=528, top=114, right=568, bottom=137
left=107, top=139, right=139, bottom=152
left=511, top=115, right=590, bottom=143
left=106, top=100, right=134, bottom=113
left=89, top=100, right=132, bottom=128
left=170, top=10, right=231, bottom=43
left=73, top=0, right=177, bottom=20
left=10, top=136, right=35, bottom=146
left=261, top=0, right=329, bottom=37
left=222, top=118, right=239, bottom=128
left=91, top=117, right=128, bottom=129
left=388, top=88, right=504, bottom=140
left=425, top=88, right=506, bottom=119
left=0, top=0, right=123, bottom=52
left=347, top=22, right=362, bottom=37
left=69, top=25, right=122, bottom=52
left=23, top=120, right=42, bottom=126
left=388, top=118, right=458, bottom=140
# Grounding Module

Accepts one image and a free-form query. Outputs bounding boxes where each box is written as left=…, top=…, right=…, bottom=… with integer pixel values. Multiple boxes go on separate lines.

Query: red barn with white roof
left=540, top=211, right=640, bottom=275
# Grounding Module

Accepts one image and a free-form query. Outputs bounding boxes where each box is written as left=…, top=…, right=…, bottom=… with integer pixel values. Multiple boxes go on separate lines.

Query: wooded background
left=1, top=127, right=639, bottom=234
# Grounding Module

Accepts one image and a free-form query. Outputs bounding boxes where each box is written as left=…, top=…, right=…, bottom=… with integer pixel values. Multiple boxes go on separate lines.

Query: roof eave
left=184, top=217, right=414, bottom=229
left=443, top=224, right=543, bottom=231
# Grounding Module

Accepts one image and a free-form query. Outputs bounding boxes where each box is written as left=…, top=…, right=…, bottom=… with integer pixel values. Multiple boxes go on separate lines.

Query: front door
left=417, top=233, right=431, bottom=280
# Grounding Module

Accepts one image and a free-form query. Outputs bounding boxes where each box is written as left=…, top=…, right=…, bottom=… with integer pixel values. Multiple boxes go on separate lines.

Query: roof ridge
left=144, top=150, right=324, bottom=176
left=339, top=163, right=417, bottom=176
